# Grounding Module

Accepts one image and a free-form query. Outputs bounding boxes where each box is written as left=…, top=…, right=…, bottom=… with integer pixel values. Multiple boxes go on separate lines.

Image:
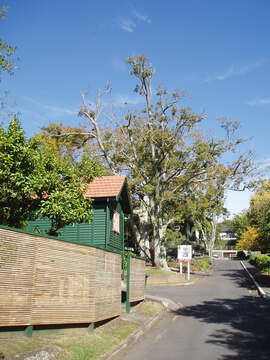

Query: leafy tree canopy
left=37, top=55, right=253, bottom=267
left=233, top=180, right=270, bottom=252
left=247, top=180, right=270, bottom=251
left=0, top=5, right=17, bottom=81
left=34, top=123, right=91, bottom=161
left=0, top=118, right=103, bottom=234
left=236, top=226, right=260, bottom=251
left=230, top=212, right=249, bottom=239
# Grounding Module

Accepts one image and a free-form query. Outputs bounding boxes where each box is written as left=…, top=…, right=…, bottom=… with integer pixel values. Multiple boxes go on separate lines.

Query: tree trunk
left=200, top=219, right=217, bottom=257
left=158, top=221, right=169, bottom=270
left=151, top=209, right=169, bottom=270
left=209, top=218, right=217, bottom=258
left=129, top=214, right=150, bottom=260
left=201, top=227, right=210, bottom=254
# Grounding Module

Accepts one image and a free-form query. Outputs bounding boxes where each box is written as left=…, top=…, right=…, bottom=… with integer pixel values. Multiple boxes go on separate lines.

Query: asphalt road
left=117, top=260, right=270, bottom=360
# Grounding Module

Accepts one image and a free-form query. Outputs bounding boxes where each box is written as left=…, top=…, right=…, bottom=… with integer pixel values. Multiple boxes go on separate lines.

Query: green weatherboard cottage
left=27, top=176, right=132, bottom=254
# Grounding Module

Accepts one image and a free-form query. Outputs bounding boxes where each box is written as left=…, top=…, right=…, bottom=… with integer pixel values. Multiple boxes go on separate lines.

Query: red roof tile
left=85, top=176, right=126, bottom=199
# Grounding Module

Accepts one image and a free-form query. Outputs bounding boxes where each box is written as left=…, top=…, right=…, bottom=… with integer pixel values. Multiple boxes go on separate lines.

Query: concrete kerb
left=240, top=260, right=270, bottom=299
left=145, top=294, right=181, bottom=311
left=102, top=296, right=180, bottom=360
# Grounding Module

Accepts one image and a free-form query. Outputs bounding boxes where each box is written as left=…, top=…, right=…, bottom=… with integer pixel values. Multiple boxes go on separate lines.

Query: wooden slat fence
left=0, top=227, right=121, bottom=327
left=129, top=257, right=145, bottom=302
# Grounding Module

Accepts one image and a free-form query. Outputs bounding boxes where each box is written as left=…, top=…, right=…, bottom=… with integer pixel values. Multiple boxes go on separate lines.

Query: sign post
left=177, top=245, right=192, bottom=280
left=187, top=260, right=190, bottom=281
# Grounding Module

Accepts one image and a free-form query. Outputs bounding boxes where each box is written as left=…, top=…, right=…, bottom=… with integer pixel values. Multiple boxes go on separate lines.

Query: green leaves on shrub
left=249, top=254, right=270, bottom=271
left=236, top=251, right=247, bottom=260
left=0, top=118, right=103, bottom=234
left=122, top=251, right=137, bottom=270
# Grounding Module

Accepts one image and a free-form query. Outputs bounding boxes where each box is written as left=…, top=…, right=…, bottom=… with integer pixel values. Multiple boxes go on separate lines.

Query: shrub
left=192, top=256, right=212, bottom=272
left=122, top=250, right=138, bottom=270
left=249, top=254, right=270, bottom=271
left=236, top=226, right=260, bottom=251
left=237, top=250, right=247, bottom=260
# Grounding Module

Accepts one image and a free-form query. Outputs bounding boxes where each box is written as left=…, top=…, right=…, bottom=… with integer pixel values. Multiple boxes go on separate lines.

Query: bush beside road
left=167, top=256, right=212, bottom=274
left=249, top=254, right=270, bottom=274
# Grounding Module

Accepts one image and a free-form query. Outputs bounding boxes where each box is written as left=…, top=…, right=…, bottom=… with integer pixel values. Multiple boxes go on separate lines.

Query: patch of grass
left=145, top=266, right=194, bottom=286
left=136, top=301, right=163, bottom=317
left=58, top=320, right=137, bottom=360
left=0, top=320, right=138, bottom=360
left=0, top=337, right=49, bottom=359
left=146, top=267, right=172, bottom=277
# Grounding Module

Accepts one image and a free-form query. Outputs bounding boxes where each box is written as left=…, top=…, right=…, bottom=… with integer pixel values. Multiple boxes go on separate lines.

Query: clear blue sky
left=2, top=0, right=270, bottom=215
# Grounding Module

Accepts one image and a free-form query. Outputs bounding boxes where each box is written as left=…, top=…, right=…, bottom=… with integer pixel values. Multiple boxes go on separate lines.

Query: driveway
left=117, top=260, right=270, bottom=360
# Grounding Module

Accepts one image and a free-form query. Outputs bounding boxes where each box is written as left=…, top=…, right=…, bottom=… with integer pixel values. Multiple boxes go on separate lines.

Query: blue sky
left=2, top=0, right=270, bottom=215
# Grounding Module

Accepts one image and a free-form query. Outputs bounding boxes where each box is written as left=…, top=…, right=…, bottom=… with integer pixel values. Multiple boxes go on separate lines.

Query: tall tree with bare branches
left=45, top=55, right=253, bottom=268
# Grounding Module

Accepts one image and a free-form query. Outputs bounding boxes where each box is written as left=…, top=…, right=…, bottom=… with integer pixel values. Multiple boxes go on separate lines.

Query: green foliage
left=236, top=226, right=260, bottom=251
left=194, top=256, right=212, bottom=272
left=70, top=54, right=252, bottom=266
left=249, top=254, right=270, bottom=271
left=0, top=6, right=17, bottom=81
left=0, top=118, right=103, bottom=234
left=122, top=250, right=137, bottom=271
left=0, top=117, right=42, bottom=227
left=165, top=227, right=186, bottom=248
left=34, top=123, right=91, bottom=161
left=247, top=180, right=270, bottom=252
left=236, top=250, right=247, bottom=260
left=231, top=213, right=249, bottom=239
left=233, top=180, right=270, bottom=252
left=214, top=238, right=236, bottom=250
left=167, top=256, right=212, bottom=273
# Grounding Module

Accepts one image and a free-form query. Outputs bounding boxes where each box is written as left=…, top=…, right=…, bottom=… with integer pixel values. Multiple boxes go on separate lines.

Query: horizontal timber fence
left=0, top=227, right=121, bottom=327
left=126, top=256, right=145, bottom=312
left=129, top=257, right=145, bottom=302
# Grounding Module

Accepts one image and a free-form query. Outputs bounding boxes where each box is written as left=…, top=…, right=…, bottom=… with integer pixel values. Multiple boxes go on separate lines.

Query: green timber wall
left=106, top=200, right=124, bottom=253
left=26, top=200, right=124, bottom=253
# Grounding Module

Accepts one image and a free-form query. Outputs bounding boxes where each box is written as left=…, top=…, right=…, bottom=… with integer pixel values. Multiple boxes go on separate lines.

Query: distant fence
left=212, top=250, right=238, bottom=259
left=0, top=227, right=121, bottom=327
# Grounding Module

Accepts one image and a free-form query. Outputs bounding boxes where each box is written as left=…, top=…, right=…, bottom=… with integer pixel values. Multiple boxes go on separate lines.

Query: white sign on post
left=178, top=245, right=192, bottom=261
left=177, top=245, right=192, bottom=280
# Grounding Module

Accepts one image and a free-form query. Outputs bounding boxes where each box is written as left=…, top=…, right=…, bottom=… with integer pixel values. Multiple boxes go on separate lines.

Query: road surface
left=117, top=260, right=270, bottom=360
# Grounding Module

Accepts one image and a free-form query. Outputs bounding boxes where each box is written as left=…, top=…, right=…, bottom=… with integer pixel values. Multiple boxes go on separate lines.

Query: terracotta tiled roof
left=85, top=176, right=126, bottom=199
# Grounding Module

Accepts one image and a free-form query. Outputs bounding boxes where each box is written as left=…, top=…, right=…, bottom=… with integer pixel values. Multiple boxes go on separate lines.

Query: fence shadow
left=174, top=295, right=270, bottom=359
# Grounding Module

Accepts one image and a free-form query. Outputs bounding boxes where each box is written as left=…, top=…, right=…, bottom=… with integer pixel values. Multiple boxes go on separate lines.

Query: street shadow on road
left=219, top=269, right=257, bottom=291
left=174, top=296, right=270, bottom=359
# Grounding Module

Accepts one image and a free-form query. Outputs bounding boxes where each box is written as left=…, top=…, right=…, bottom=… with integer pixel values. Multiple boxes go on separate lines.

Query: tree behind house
left=0, top=118, right=103, bottom=234
left=43, top=55, right=253, bottom=267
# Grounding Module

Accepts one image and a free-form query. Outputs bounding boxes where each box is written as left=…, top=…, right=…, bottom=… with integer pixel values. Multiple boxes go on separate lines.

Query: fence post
left=88, top=323, right=95, bottom=333
left=25, top=325, right=33, bottom=338
left=126, top=255, right=130, bottom=313
left=121, top=252, right=124, bottom=280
